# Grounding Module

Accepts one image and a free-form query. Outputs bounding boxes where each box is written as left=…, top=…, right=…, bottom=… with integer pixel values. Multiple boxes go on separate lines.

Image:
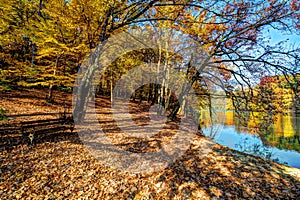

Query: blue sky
left=265, top=27, right=300, bottom=47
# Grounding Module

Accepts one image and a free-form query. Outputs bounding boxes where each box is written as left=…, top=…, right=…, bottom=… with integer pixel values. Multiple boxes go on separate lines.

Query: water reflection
left=201, top=110, right=300, bottom=168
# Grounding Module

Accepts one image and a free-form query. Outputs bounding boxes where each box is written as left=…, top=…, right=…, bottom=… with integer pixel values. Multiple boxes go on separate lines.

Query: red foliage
left=259, top=76, right=276, bottom=86
left=291, top=0, right=300, bottom=11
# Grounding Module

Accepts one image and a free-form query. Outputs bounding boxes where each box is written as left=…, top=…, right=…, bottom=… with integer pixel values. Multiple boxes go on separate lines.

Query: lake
left=201, top=110, right=300, bottom=168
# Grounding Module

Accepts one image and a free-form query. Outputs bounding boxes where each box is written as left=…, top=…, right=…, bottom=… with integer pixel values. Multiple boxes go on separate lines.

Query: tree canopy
left=0, top=0, right=299, bottom=124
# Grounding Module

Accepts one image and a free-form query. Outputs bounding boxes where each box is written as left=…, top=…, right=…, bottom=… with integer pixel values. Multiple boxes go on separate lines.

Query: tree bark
left=47, top=53, right=63, bottom=102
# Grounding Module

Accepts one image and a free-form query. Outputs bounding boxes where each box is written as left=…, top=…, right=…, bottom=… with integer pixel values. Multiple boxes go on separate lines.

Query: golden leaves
left=1, top=89, right=300, bottom=199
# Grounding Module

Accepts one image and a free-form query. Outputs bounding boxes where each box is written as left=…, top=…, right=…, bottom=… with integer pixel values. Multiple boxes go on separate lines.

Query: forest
left=1, top=0, right=300, bottom=199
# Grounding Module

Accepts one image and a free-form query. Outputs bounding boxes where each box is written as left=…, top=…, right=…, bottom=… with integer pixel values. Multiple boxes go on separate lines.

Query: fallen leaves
left=2, top=135, right=300, bottom=199
left=1, top=89, right=300, bottom=199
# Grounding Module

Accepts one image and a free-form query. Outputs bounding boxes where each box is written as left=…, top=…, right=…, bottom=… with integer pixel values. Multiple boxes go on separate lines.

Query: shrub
left=0, top=108, right=7, bottom=120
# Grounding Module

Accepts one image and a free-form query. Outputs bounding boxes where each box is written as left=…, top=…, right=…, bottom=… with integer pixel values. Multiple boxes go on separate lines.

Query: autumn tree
left=72, top=0, right=300, bottom=123
left=0, top=0, right=82, bottom=96
left=72, top=0, right=161, bottom=122
left=0, top=0, right=41, bottom=85
left=151, top=0, right=300, bottom=122
left=0, top=0, right=299, bottom=125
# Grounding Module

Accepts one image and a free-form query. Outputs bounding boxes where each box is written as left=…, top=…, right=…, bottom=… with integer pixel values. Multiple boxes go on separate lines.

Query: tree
left=73, top=0, right=300, bottom=123
left=0, top=0, right=40, bottom=85
left=0, top=0, right=83, bottom=94
left=1, top=0, right=299, bottom=126
left=73, top=0, right=161, bottom=122
left=31, top=0, right=89, bottom=101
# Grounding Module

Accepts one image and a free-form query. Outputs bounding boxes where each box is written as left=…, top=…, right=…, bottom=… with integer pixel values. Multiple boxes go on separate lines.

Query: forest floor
left=1, top=88, right=300, bottom=199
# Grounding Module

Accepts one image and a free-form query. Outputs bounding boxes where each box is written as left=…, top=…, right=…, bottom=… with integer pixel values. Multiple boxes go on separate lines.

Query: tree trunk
left=147, top=82, right=152, bottom=103
left=47, top=53, right=62, bottom=102
left=139, top=71, right=144, bottom=105
left=110, top=69, right=113, bottom=103
left=156, top=37, right=162, bottom=112
left=73, top=52, right=98, bottom=123
left=158, top=39, right=169, bottom=115
left=178, top=96, right=187, bottom=116
left=168, top=54, right=212, bottom=121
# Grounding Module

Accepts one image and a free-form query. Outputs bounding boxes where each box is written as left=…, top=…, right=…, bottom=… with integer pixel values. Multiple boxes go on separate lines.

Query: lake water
left=201, top=111, right=300, bottom=168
